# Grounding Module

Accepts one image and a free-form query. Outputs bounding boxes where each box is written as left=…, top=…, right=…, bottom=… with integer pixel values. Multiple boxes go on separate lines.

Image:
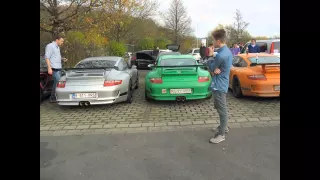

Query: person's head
left=55, top=35, right=64, bottom=46
left=251, top=39, right=256, bottom=45
left=234, top=43, right=238, bottom=48
left=209, top=43, right=213, bottom=48
left=157, top=47, right=159, bottom=50
left=211, top=29, right=227, bottom=48
left=201, top=42, right=204, bottom=47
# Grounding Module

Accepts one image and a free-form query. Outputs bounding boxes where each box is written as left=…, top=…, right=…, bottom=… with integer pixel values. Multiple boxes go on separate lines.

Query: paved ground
left=40, top=127, right=280, bottom=180
left=40, top=70, right=280, bottom=136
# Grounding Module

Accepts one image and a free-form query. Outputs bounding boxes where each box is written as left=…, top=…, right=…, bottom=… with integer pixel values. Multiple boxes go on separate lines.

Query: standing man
left=45, top=35, right=68, bottom=103
left=247, top=39, right=260, bottom=53
left=231, top=43, right=240, bottom=56
left=199, top=42, right=207, bottom=61
left=207, top=29, right=233, bottom=144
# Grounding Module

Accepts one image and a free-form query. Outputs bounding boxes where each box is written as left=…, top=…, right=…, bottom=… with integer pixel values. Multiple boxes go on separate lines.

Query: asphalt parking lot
left=40, top=70, right=280, bottom=136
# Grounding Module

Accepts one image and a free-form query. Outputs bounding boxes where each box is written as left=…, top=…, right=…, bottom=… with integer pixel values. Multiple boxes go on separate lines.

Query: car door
left=229, top=56, right=241, bottom=86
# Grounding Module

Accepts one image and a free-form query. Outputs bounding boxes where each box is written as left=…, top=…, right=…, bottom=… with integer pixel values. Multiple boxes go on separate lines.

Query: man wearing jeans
left=208, top=29, right=233, bottom=144
left=45, top=35, right=67, bottom=103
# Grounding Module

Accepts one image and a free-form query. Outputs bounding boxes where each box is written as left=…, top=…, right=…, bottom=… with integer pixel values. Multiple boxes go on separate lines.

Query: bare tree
left=40, top=0, right=100, bottom=38
left=163, top=0, right=192, bottom=44
left=233, top=9, right=249, bottom=43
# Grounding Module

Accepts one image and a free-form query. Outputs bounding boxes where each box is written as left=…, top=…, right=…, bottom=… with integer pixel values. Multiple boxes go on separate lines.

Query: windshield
left=194, top=49, right=199, bottom=53
left=75, top=60, right=116, bottom=68
left=249, top=56, right=280, bottom=64
left=159, top=58, right=196, bottom=66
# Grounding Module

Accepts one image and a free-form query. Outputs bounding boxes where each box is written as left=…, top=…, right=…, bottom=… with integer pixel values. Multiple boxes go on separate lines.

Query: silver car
left=56, top=56, right=138, bottom=106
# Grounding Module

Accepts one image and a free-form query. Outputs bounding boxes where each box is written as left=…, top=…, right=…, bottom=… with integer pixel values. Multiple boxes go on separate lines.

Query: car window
left=160, top=58, right=196, bottom=66
left=238, top=57, right=248, bottom=67
left=273, top=42, right=280, bottom=53
left=75, top=60, right=116, bottom=68
left=122, top=59, right=128, bottom=70
left=248, top=56, right=280, bottom=64
left=232, top=56, right=240, bottom=66
left=257, top=42, right=268, bottom=53
left=194, top=49, right=200, bottom=53
left=117, top=60, right=124, bottom=70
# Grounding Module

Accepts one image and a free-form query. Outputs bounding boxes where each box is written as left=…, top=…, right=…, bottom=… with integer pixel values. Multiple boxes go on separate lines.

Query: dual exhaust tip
left=79, top=101, right=90, bottom=107
left=176, top=96, right=186, bottom=102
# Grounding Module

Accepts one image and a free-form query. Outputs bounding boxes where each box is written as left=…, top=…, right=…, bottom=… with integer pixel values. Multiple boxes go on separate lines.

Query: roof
left=160, top=54, right=195, bottom=60
left=158, top=52, right=181, bottom=56
left=82, top=56, right=122, bottom=62
left=238, top=53, right=279, bottom=58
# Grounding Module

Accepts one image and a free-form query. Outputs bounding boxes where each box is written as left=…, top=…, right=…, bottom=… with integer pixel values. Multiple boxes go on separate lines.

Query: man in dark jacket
left=247, top=39, right=260, bottom=53
left=200, top=42, right=207, bottom=60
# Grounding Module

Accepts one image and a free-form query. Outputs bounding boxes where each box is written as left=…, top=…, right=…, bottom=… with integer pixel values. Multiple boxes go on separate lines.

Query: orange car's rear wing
left=250, top=62, right=280, bottom=73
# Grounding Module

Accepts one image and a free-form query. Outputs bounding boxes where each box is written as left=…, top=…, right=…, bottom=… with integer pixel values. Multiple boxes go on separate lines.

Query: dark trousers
left=212, top=90, right=228, bottom=135
left=50, top=70, right=61, bottom=100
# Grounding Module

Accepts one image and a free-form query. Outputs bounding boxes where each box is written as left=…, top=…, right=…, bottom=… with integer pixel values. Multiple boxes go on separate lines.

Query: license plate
left=170, top=89, right=192, bottom=94
left=72, top=93, right=96, bottom=99
left=274, top=85, right=280, bottom=91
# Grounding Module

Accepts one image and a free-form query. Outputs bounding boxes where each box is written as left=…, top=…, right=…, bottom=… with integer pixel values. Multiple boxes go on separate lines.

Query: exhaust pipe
left=79, top=102, right=84, bottom=107
left=176, top=97, right=181, bottom=101
left=84, top=102, right=90, bottom=107
left=181, top=97, right=186, bottom=102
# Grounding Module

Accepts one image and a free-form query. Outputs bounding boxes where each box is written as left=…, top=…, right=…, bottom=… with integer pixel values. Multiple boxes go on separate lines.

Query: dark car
left=40, top=56, right=54, bottom=102
left=130, top=50, right=156, bottom=69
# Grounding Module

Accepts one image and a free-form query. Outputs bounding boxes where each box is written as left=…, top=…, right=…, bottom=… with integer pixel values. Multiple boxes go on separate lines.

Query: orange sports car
left=229, top=53, right=280, bottom=97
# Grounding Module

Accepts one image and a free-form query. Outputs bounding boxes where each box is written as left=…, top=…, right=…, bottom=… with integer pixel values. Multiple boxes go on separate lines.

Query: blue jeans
left=50, top=70, right=61, bottom=100
left=212, top=90, right=228, bottom=135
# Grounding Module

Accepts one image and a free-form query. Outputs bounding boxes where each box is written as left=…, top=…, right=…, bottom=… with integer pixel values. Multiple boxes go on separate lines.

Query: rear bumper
left=145, top=82, right=211, bottom=100
left=56, top=85, right=127, bottom=106
left=241, top=80, right=280, bottom=97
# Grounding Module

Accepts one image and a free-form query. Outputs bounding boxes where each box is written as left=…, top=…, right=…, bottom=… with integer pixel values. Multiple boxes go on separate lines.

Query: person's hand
left=214, top=68, right=221, bottom=74
left=62, top=58, right=68, bottom=62
left=210, top=71, right=215, bottom=76
left=48, top=68, right=52, bottom=75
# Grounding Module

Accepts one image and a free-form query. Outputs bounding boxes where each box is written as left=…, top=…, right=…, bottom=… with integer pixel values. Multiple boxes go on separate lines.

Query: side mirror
left=148, top=64, right=154, bottom=68
left=233, top=63, right=240, bottom=67
left=131, top=65, right=137, bottom=69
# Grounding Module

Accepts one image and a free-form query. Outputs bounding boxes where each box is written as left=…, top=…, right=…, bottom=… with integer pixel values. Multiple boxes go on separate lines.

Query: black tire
left=126, top=81, right=133, bottom=103
left=135, top=73, right=139, bottom=89
left=232, top=77, right=243, bottom=98
left=40, top=87, right=43, bottom=103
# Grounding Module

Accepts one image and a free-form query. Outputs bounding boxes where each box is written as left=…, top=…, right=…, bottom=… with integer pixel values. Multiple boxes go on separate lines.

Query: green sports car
left=145, top=54, right=212, bottom=101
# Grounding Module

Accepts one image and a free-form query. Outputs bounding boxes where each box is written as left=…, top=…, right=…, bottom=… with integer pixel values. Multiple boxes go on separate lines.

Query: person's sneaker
left=209, top=134, right=225, bottom=144
left=212, top=126, right=230, bottom=133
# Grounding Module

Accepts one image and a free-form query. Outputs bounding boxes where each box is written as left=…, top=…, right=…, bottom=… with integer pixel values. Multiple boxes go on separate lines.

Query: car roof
left=158, top=52, right=181, bottom=56
left=160, top=54, right=195, bottom=60
left=238, top=53, right=279, bottom=58
left=82, top=56, right=122, bottom=62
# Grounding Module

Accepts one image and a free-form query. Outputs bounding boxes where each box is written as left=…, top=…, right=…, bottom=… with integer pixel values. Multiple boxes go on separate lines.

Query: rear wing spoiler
left=152, top=65, right=206, bottom=72
left=62, top=67, right=110, bottom=77
left=250, top=62, right=280, bottom=66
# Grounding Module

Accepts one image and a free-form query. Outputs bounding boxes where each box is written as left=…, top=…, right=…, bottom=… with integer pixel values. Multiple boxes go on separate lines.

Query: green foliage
left=154, top=37, right=171, bottom=49
left=139, top=37, right=154, bottom=50
left=109, top=41, right=126, bottom=57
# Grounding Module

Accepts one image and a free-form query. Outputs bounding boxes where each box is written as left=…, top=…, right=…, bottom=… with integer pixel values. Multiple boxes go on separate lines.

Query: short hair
left=209, top=43, right=213, bottom=46
left=211, top=29, right=227, bottom=43
left=55, top=35, right=64, bottom=41
left=251, top=39, right=256, bottom=42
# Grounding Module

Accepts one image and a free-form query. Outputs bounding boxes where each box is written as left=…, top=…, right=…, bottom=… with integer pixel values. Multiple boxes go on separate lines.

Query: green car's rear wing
left=152, top=65, right=207, bottom=72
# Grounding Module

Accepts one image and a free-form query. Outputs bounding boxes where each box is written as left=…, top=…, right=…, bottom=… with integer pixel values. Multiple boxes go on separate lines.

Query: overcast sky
left=155, top=0, right=280, bottom=38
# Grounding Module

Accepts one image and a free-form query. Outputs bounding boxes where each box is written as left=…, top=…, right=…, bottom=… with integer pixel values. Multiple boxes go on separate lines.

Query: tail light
left=150, top=78, right=163, bottom=84
left=198, top=76, right=209, bottom=82
left=104, top=80, right=122, bottom=86
left=57, top=81, right=66, bottom=88
left=270, top=42, right=274, bottom=53
left=131, top=55, right=136, bottom=61
left=247, top=75, right=267, bottom=80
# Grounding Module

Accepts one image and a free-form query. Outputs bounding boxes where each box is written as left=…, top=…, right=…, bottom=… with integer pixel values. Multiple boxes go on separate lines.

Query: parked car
left=187, top=48, right=201, bottom=61
left=40, top=56, right=54, bottom=102
left=229, top=53, right=280, bottom=98
left=56, top=56, right=139, bottom=106
left=240, top=39, right=280, bottom=58
left=145, top=45, right=211, bottom=101
left=130, top=49, right=171, bottom=69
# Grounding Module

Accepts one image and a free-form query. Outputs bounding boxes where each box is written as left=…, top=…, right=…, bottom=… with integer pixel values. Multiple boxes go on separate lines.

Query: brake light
left=198, top=76, right=209, bottom=82
left=57, top=81, right=66, bottom=88
left=270, top=42, right=274, bottom=53
left=247, top=75, right=267, bottom=80
left=104, top=80, right=122, bottom=86
left=131, top=56, right=136, bottom=61
left=150, top=78, right=162, bottom=84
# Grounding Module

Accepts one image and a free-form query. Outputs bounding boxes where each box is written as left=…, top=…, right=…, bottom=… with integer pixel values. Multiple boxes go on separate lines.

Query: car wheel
left=135, top=74, right=139, bottom=89
left=232, top=77, right=243, bottom=98
left=126, top=81, right=133, bottom=103
left=40, top=87, right=43, bottom=103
